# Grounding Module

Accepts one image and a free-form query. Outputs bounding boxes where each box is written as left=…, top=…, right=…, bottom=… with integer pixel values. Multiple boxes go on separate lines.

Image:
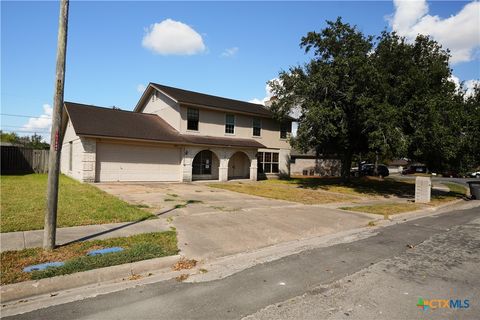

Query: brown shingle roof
left=151, top=83, right=275, bottom=117
left=65, top=102, right=265, bottom=148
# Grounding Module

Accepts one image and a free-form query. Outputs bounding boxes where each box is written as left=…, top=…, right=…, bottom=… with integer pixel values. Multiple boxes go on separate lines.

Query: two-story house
left=61, top=83, right=292, bottom=182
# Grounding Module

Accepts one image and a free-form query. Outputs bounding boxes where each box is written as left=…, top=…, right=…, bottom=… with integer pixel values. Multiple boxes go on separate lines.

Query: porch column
left=182, top=147, right=193, bottom=182
left=219, top=158, right=228, bottom=182
left=250, top=158, right=258, bottom=181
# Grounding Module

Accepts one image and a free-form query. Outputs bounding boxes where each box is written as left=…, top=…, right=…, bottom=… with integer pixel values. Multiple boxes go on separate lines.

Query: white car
left=470, top=171, right=480, bottom=178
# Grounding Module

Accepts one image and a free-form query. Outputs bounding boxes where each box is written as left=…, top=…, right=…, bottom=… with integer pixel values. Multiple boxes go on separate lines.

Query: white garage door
left=96, top=143, right=181, bottom=182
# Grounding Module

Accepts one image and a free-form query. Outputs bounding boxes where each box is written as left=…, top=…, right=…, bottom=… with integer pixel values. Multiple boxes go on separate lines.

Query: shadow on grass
left=431, top=188, right=469, bottom=201
left=283, top=177, right=415, bottom=199
left=59, top=207, right=177, bottom=248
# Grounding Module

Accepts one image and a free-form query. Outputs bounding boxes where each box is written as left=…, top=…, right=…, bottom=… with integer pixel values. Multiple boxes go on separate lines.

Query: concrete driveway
left=96, top=182, right=372, bottom=260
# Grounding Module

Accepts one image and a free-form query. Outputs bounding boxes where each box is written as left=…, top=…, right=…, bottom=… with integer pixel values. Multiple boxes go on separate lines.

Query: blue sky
left=1, top=1, right=479, bottom=140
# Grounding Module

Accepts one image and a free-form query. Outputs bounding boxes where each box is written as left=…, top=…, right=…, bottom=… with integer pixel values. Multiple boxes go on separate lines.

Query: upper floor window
left=187, top=108, right=199, bottom=131
left=280, top=122, right=288, bottom=139
left=225, top=114, right=235, bottom=134
left=252, top=118, right=261, bottom=137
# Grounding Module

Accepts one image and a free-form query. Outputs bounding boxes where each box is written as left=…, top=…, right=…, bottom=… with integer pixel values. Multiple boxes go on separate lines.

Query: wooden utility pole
left=44, top=0, right=69, bottom=250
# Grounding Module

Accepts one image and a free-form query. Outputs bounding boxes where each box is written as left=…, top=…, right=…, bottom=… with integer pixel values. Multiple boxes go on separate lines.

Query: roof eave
left=78, top=133, right=264, bottom=149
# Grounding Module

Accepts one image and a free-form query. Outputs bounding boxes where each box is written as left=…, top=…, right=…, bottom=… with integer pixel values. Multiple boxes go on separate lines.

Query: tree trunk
left=373, top=151, right=379, bottom=176
left=341, top=152, right=353, bottom=182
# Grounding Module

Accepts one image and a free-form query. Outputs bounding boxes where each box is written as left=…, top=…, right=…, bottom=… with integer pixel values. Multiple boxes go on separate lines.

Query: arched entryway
left=228, top=151, right=250, bottom=180
left=192, top=150, right=220, bottom=181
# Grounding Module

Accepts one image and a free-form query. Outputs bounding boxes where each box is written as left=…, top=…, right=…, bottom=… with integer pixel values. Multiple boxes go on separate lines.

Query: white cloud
left=21, top=104, right=53, bottom=142
left=465, top=79, right=480, bottom=96
left=449, top=74, right=461, bottom=88
left=449, top=75, right=479, bottom=96
left=221, top=47, right=239, bottom=57
left=389, top=0, right=480, bottom=64
left=248, top=79, right=278, bottom=105
left=248, top=98, right=265, bottom=105
left=137, top=83, right=146, bottom=93
left=142, top=19, right=206, bottom=55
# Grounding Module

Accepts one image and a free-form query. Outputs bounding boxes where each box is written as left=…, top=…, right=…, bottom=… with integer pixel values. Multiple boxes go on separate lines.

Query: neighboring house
left=61, top=83, right=292, bottom=183
left=387, top=159, right=409, bottom=174
left=289, top=149, right=341, bottom=177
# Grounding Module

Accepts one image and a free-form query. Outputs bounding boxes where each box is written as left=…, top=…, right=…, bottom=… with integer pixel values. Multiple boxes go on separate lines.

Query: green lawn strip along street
left=341, top=182, right=467, bottom=215
left=1, top=174, right=154, bottom=232
left=1, top=231, right=178, bottom=285
left=340, top=203, right=425, bottom=215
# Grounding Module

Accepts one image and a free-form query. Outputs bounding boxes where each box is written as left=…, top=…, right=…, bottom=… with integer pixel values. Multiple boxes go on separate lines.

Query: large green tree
left=269, top=18, right=376, bottom=179
left=270, top=18, right=479, bottom=177
left=373, top=32, right=476, bottom=173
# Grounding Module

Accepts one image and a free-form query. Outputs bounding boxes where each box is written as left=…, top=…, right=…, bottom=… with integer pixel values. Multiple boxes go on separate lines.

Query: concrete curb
left=337, top=198, right=467, bottom=222
left=0, top=254, right=180, bottom=303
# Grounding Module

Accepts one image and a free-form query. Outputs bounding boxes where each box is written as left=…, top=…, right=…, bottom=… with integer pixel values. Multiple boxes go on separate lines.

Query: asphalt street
left=392, top=174, right=478, bottom=186
left=6, top=204, right=480, bottom=320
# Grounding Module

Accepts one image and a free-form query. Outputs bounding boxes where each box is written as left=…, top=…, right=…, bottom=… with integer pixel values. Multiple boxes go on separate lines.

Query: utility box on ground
left=415, top=176, right=431, bottom=203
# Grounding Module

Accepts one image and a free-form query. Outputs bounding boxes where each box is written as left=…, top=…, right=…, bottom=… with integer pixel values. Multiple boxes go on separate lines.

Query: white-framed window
left=257, top=152, right=279, bottom=174
left=225, top=114, right=235, bottom=134
left=253, top=118, right=261, bottom=136
left=187, top=108, right=199, bottom=131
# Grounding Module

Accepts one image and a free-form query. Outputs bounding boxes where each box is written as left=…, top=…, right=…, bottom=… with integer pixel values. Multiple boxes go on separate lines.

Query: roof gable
left=135, top=83, right=274, bottom=118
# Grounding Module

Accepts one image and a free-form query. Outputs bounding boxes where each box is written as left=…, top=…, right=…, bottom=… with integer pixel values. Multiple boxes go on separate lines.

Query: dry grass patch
left=208, top=182, right=356, bottom=204
left=341, top=203, right=425, bottom=215
left=172, top=258, right=197, bottom=271
left=264, top=176, right=415, bottom=198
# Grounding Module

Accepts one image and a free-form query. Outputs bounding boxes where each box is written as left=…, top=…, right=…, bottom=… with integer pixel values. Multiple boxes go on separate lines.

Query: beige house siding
left=60, top=120, right=83, bottom=181
left=178, top=105, right=291, bottom=149
left=290, top=158, right=341, bottom=177
left=138, top=91, right=181, bottom=130
left=60, top=120, right=96, bottom=182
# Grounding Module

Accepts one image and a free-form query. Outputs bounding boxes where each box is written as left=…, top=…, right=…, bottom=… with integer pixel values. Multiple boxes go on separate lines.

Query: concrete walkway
left=95, top=182, right=374, bottom=260
left=0, top=219, right=170, bottom=252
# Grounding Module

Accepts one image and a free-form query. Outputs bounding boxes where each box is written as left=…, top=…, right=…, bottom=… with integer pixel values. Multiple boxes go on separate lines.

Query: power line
left=0, top=113, right=52, bottom=119
left=0, top=125, right=49, bottom=129
left=0, top=129, right=51, bottom=134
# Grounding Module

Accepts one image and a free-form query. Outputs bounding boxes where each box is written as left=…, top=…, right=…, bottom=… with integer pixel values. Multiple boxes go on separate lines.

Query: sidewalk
left=0, top=218, right=170, bottom=252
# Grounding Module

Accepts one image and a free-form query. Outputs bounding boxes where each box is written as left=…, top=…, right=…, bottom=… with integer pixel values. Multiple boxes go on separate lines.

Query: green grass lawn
left=1, top=174, right=154, bottom=232
left=430, top=182, right=467, bottom=204
left=1, top=231, right=178, bottom=285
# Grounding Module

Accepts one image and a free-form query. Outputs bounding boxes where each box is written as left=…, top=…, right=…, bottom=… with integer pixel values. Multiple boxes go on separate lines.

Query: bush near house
left=1, top=174, right=154, bottom=232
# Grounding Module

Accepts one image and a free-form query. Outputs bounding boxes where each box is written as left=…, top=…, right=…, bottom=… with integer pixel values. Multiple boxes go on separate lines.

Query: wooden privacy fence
left=1, top=146, right=49, bottom=174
